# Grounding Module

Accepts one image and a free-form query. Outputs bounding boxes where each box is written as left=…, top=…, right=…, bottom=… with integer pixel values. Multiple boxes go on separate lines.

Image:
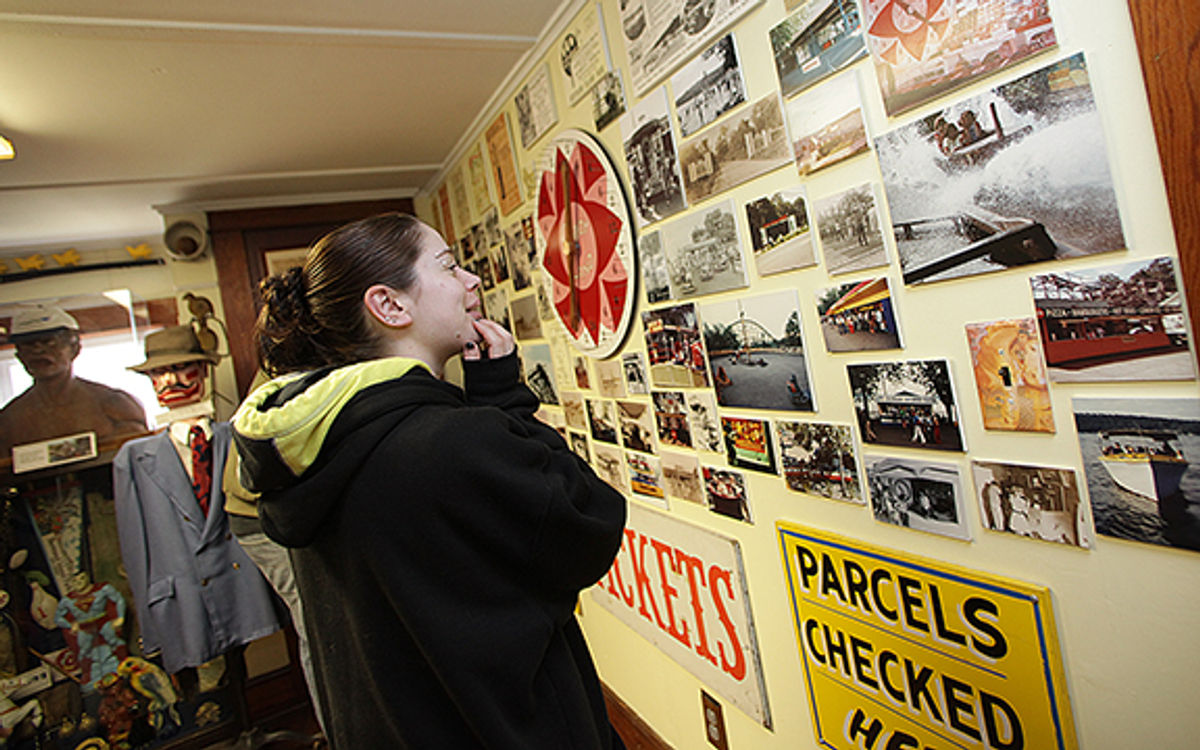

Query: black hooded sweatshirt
left=232, top=353, right=627, bottom=749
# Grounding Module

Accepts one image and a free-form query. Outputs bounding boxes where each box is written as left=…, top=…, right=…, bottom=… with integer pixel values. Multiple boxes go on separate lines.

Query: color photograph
left=626, top=451, right=668, bottom=507
left=1031, top=256, right=1193, bottom=382
left=775, top=420, right=863, bottom=503
left=864, top=0, right=1058, bottom=116
left=652, top=390, right=692, bottom=449
left=686, top=391, right=723, bottom=453
left=659, top=201, right=748, bottom=300
left=848, top=360, right=965, bottom=452
left=701, top=290, right=816, bottom=411
left=642, top=303, right=711, bottom=388
left=865, top=454, right=970, bottom=540
left=672, top=33, right=746, bottom=138
left=623, top=351, right=650, bottom=395
left=721, top=415, right=777, bottom=474
left=586, top=398, right=618, bottom=445
left=703, top=465, right=752, bottom=523
left=678, top=94, right=792, bottom=205
left=815, top=277, right=901, bottom=352
left=621, top=86, right=688, bottom=227
left=813, top=182, right=889, bottom=275
left=743, top=186, right=816, bottom=277
left=662, top=451, right=705, bottom=504
left=876, top=53, right=1126, bottom=285
left=965, top=317, right=1054, bottom=432
left=520, top=343, right=558, bottom=405
left=1074, top=397, right=1200, bottom=554
left=770, top=0, right=867, bottom=99
left=785, top=70, right=869, bottom=177
left=617, top=400, right=656, bottom=454
left=972, top=459, right=1089, bottom=547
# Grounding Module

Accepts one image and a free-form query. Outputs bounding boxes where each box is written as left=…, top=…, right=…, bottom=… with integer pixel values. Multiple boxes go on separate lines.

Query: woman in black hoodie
left=232, top=213, right=627, bottom=749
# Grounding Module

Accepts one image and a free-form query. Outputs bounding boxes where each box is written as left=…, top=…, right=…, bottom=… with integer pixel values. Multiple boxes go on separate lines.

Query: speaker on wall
left=163, top=220, right=209, bottom=261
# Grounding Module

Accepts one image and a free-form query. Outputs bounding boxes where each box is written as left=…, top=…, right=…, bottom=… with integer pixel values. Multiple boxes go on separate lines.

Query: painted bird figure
left=117, top=656, right=181, bottom=730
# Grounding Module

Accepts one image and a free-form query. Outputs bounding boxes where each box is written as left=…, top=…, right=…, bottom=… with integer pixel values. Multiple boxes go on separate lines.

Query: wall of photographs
left=415, top=1, right=1199, bottom=748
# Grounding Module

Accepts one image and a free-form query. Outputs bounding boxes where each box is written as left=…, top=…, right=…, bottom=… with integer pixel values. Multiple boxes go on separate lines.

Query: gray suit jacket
left=113, top=422, right=280, bottom=672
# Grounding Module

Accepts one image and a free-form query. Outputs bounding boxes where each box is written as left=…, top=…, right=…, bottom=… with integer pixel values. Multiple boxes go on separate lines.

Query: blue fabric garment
left=113, top=423, right=281, bottom=673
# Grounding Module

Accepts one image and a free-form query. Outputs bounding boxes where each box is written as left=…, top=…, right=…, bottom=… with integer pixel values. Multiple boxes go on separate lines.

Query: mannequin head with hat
left=131, top=325, right=221, bottom=409
left=9, top=304, right=82, bottom=384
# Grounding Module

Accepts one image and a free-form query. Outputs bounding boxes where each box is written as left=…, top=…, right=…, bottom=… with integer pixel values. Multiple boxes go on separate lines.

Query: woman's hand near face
left=463, top=318, right=515, bottom=361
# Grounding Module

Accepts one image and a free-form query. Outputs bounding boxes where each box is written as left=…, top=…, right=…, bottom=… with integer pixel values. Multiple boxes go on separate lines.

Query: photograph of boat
left=1074, top=397, right=1200, bottom=554
left=876, top=53, right=1126, bottom=285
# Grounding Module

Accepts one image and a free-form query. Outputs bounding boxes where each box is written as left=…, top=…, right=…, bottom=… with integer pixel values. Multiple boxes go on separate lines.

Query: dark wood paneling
left=1127, top=0, right=1200, bottom=332
left=603, top=683, right=673, bottom=750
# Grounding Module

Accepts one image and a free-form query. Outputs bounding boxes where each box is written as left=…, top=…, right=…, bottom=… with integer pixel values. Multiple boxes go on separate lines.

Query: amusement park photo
left=847, top=359, right=965, bottom=452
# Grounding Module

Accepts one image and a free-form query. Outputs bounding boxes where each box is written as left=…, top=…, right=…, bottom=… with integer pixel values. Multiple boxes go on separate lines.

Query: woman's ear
left=363, top=284, right=413, bottom=329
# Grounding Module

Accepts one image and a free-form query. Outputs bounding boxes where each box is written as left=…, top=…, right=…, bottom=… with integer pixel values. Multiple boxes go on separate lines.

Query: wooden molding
left=603, top=683, right=673, bottom=750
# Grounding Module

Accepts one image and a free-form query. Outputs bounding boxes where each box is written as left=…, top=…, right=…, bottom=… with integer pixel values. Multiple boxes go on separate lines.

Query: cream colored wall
left=419, top=2, right=1199, bottom=748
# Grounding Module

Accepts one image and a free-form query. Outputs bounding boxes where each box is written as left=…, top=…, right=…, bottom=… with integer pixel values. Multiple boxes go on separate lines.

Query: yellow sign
left=777, top=522, right=1077, bottom=750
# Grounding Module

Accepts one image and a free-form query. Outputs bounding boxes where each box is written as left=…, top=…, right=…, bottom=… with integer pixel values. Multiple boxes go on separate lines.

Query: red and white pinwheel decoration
left=864, top=0, right=954, bottom=64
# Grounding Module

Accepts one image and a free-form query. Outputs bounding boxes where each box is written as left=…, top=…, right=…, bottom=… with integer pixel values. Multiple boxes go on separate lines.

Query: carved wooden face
left=14, top=330, right=79, bottom=381
left=147, top=360, right=208, bottom=408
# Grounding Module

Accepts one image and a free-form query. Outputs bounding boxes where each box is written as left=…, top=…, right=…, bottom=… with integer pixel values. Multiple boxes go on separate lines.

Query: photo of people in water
left=875, top=53, right=1125, bottom=285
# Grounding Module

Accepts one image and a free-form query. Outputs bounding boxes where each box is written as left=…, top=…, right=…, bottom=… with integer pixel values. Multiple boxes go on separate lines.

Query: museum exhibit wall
left=414, top=1, right=1200, bottom=748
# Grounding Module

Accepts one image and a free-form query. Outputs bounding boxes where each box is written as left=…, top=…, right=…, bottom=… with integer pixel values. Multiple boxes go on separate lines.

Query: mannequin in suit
left=113, top=325, right=279, bottom=673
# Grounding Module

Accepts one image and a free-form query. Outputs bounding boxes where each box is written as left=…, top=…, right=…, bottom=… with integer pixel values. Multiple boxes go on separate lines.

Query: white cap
left=8, top=305, right=80, bottom=342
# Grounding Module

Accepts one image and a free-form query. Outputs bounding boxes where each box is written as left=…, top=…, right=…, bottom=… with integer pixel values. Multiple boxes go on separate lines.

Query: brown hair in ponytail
left=255, top=212, right=426, bottom=375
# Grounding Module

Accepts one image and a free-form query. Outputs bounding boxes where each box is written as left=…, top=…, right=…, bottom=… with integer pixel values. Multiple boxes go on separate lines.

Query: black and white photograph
left=621, top=0, right=762, bottom=96
left=510, top=294, right=543, bottom=341
left=626, top=451, right=668, bottom=507
left=687, top=391, right=723, bottom=454
left=848, top=360, right=965, bottom=452
left=815, top=277, right=902, bottom=352
left=813, top=182, right=889, bottom=275
left=678, top=94, right=791, bottom=205
left=484, top=287, right=511, bottom=332
left=520, top=343, right=558, bottom=405
left=662, top=451, right=705, bottom=504
left=617, top=400, right=657, bottom=454
left=573, top=354, right=591, bottom=389
left=770, top=0, right=867, bottom=99
left=595, top=358, right=627, bottom=398
left=475, top=256, right=495, bottom=292
left=489, top=243, right=510, bottom=286
left=641, top=303, right=711, bottom=388
left=703, top=465, right=752, bottom=523
left=775, top=420, right=863, bottom=503
left=744, top=186, right=816, bottom=277
left=785, top=70, right=869, bottom=177
left=701, top=289, right=816, bottom=411
left=623, top=351, right=650, bottom=395
left=591, top=442, right=629, bottom=494
left=638, top=230, right=672, bottom=303
left=504, top=215, right=536, bottom=291
left=586, top=398, right=618, bottom=445
left=672, top=33, right=746, bottom=138
left=1031, top=256, right=1193, bottom=382
left=620, top=86, right=688, bottom=227
left=514, top=63, right=559, bottom=150
left=557, top=2, right=610, bottom=105
left=659, top=200, right=748, bottom=300
left=652, top=390, right=692, bottom=449
left=1074, top=397, right=1200, bottom=554
left=875, top=53, right=1126, bottom=286
left=972, top=459, right=1089, bottom=548
left=561, top=391, right=587, bottom=431
left=591, top=70, right=627, bottom=131
left=865, top=454, right=971, bottom=540
left=569, top=430, right=591, bottom=462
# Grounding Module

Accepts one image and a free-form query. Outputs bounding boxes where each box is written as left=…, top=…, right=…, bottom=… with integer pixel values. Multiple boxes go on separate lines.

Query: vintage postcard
left=770, top=0, right=867, bottom=99
left=485, top=112, right=523, bottom=215
left=467, top=143, right=492, bottom=218
left=652, top=390, right=693, bottom=449
left=672, top=34, right=746, bottom=138
left=626, top=451, right=668, bottom=507
left=617, top=400, right=657, bottom=454
left=595, top=358, right=627, bottom=399
left=815, top=277, right=902, bottom=352
left=658, top=200, right=748, bottom=300
left=785, top=70, right=869, bottom=177
left=775, top=420, right=863, bottom=503
left=557, top=2, right=611, bottom=105
left=561, top=391, right=587, bottom=431
left=586, top=397, right=618, bottom=444
left=568, top=430, right=590, bottom=462
left=700, top=289, right=816, bottom=411
left=679, top=93, right=791, bottom=205
left=641, top=303, right=711, bottom=388
left=521, top=343, right=558, bottom=405
left=620, top=86, right=688, bottom=227
left=721, top=415, right=777, bottom=474
left=847, top=359, right=966, bottom=452
left=813, top=182, right=889, bottom=275
left=1031, top=256, right=1193, bottom=382
left=623, top=351, right=650, bottom=395
left=876, top=53, right=1125, bottom=285
left=515, top=63, right=558, bottom=150
left=504, top=214, right=536, bottom=291
left=591, top=70, right=627, bottom=131
left=510, top=294, right=543, bottom=341
left=662, top=451, right=705, bottom=504
left=864, top=0, right=1058, bottom=116
left=686, top=391, right=723, bottom=454
left=591, top=442, right=629, bottom=494
left=865, top=454, right=971, bottom=540
left=638, top=230, right=672, bottom=304
left=744, top=186, right=816, bottom=277
left=965, top=317, right=1054, bottom=432
left=484, top=287, right=510, bottom=332
left=972, top=459, right=1089, bottom=548
left=703, top=465, right=752, bottom=523
left=1074, top=397, right=1200, bottom=554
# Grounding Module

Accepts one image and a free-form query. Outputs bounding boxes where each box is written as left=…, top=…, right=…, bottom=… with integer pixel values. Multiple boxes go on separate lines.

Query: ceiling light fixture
left=0, top=134, right=13, bottom=160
